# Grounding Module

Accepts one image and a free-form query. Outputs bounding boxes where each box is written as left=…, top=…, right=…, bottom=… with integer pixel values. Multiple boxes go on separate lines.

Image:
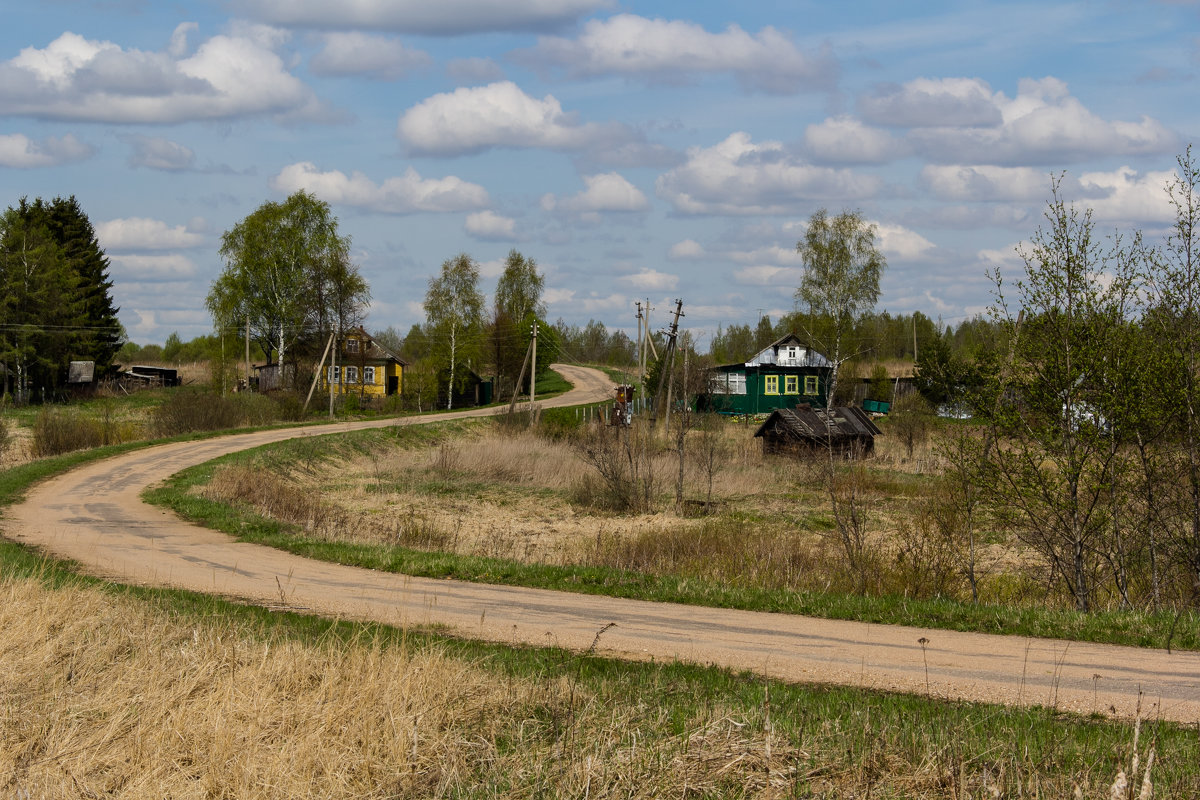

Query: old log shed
left=753, top=405, right=882, bottom=458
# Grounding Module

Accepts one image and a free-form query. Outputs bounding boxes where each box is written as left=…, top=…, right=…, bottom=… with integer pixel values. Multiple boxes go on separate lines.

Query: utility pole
left=651, top=298, right=684, bottom=429
left=244, top=316, right=251, bottom=392
left=328, top=327, right=338, bottom=419
left=635, top=301, right=644, bottom=387
left=529, top=321, right=538, bottom=416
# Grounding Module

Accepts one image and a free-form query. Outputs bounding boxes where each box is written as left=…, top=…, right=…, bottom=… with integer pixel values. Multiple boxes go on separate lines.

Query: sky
left=3, top=1, right=1198, bottom=349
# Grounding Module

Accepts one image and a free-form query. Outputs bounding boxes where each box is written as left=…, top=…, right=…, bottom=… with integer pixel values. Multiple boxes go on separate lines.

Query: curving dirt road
left=4, top=363, right=1199, bottom=723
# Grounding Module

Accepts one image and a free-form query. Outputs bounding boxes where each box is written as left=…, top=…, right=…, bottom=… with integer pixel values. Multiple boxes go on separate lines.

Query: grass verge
left=144, top=432, right=1200, bottom=651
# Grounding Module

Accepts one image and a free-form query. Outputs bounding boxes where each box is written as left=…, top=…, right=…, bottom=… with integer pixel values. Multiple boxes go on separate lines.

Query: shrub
left=231, top=392, right=281, bottom=427
left=868, top=363, right=892, bottom=403
left=888, top=392, right=934, bottom=460
left=269, top=391, right=305, bottom=422
left=0, top=415, right=11, bottom=461
left=151, top=390, right=243, bottom=436
left=32, top=408, right=104, bottom=457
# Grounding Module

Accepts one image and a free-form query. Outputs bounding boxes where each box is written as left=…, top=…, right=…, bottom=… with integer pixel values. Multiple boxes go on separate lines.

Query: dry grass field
left=0, top=575, right=806, bottom=798
left=197, top=417, right=1030, bottom=605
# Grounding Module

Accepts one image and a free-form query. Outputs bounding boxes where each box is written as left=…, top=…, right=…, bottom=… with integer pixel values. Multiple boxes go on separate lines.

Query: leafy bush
left=151, top=390, right=244, bottom=436
left=32, top=408, right=104, bottom=457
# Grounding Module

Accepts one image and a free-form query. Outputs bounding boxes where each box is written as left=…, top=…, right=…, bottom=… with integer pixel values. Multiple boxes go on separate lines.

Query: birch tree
left=795, top=209, right=886, bottom=406
left=425, top=253, right=483, bottom=410
left=207, top=191, right=363, bottom=380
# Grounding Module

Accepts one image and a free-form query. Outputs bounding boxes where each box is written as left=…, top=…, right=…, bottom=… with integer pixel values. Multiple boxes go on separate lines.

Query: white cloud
left=977, top=242, right=1026, bottom=271
left=733, top=264, right=803, bottom=286
left=0, top=28, right=323, bottom=123
left=860, top=77, right=1003, bottom=128
left=108, top=253, right=198, bottom=280
left=397, top=81, right=635, bottom=156
left=465, top=210, right=517, bottom=240
left=125, top=135, right=195, bottom=171
left=272, top=162, right=489, bottom=213
left=554, top=172, right=649, bottom=213
left=728, top=244, right=805, bottom=265
left=522, top=14, right=837, bottom=94
left=310, top=33, right=430, bottom=79
left=544, top=287, right=575, bottom=305
left=618, top=269, right=677, bottom=291
left=872, top=222, right=936, bottom=261
left=656, top=132, right=882, bottom=215
left=804, top=116, right=903, bottom=164
left=239, top=0, right=609, bottom=35
left=1078, top=167, right=1177, bottom=224
left=96, top=218, right=206, bottom=251
left=921, top=164, right=1050, bottom=201
left=668, top=239, right=704, bottom=259
left=0, top=132, right=93, bottom=167
left=900, top=77, right=1175, bottom=165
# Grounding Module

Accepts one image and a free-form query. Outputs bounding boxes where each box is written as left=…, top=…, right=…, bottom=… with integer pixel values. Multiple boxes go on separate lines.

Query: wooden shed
left=753, top=404, right=881, bottom=458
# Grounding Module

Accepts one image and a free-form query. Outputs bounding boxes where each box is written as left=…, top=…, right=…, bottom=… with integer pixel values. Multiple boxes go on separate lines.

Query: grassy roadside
left=2, top=536, right=1197, bottom=797
left=143, top=426, right=1200, bottom=651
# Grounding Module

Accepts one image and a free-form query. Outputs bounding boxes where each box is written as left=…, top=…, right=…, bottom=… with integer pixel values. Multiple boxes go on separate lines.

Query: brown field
left=199, top=417, right=1031, bottom=603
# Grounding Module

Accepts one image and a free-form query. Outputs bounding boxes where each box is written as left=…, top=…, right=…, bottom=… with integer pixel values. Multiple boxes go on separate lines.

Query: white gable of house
left=746, top=334, right=831, bottom=368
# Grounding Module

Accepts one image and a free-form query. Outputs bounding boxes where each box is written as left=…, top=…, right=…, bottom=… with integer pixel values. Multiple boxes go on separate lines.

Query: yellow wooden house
left=320, top=327, right=406, bottom=399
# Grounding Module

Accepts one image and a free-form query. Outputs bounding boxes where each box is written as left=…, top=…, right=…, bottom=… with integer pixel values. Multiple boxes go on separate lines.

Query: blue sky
left=3, top=1, right=1197, bottom=347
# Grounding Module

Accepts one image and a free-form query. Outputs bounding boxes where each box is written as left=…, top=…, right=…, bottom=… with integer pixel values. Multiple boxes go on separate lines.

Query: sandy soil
left=3, top=363, right=1199, bottom=724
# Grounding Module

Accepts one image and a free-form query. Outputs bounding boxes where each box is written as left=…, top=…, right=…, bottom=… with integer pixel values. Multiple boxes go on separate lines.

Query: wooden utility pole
left=651, top=299, right=684, bottom=428
left=328, top=328, right=338, bottom=419
left=302, top=330, right=336, bottom=414
left=529, top=322, right=538, bottom=416
left=507, top=335, right=533, bottom=416
left=245, top=316, right=251, bottom=392
left=636, top=301, right=644, bottom=387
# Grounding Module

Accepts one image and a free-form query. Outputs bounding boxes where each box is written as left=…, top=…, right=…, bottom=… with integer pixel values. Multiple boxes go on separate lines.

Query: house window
left=804, top=375, right=818, bottom=395
left=346, top=338, right=359, bottom=354
left=764, top=375, right=779, bottom=395
left=785, top=375, right=799, bottom=394
left=363, top=366, right=376, bottom=385
left=327, top=366, right=340, bottom=384
left=710, top=372, right=747, bottom=395
left=728, top=373, right=746, bottom=395
left=344, top=366, right=359, bottom=384
left=785, top=347, right=798, bottom=364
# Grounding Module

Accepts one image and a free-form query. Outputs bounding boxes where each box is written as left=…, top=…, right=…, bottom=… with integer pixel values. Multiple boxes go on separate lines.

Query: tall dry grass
left=0, top=575, right=806, bottom=798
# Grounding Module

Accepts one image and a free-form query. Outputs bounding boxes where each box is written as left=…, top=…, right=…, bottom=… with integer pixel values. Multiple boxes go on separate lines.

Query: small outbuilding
left=753, top=404, right=881, bottom=458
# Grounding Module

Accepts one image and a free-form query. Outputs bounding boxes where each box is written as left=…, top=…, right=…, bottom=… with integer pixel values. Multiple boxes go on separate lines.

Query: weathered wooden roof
left=753, top=405, right=881, bottom=442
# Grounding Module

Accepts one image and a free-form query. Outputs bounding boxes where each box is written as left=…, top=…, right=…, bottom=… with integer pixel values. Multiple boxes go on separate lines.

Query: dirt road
left=4, top=363, right=1198, bottom=723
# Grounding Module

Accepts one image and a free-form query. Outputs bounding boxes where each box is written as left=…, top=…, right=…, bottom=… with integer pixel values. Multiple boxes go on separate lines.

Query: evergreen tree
left=0, top=196, right=115, bottom=402
left=43, top=196, right=122, bottom=371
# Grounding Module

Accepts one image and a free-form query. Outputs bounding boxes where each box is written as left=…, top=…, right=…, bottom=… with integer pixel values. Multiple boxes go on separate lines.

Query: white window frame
left=346, top=338, right=360, bottom=354
left=327, top=366, right=340, bottom=384
left=363, top=366, right=376, bottom=385
left=344, top=365, right=359, bottom=384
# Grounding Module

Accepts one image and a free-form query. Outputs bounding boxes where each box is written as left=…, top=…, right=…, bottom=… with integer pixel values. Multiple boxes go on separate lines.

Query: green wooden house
left=700, top=333, right=832, bottom=415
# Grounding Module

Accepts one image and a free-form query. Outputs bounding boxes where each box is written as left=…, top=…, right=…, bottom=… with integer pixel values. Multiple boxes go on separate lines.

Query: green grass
left=144, top=445, right=1200, bottom=651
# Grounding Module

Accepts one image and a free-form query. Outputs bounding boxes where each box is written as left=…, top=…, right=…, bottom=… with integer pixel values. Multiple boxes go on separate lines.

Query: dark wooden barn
left=753, top=404, right=881, bottom=458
